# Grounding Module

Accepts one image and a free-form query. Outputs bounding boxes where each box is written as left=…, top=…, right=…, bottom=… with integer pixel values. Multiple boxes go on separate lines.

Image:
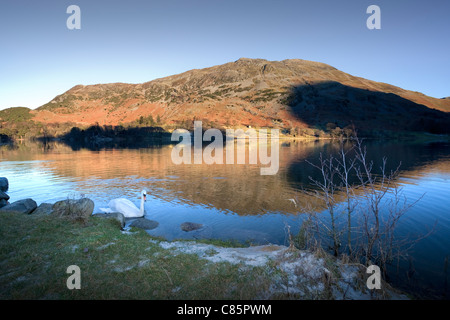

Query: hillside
left=5, top=58, right=450, bottom=135
left=0, top=107, right=34, bottom=122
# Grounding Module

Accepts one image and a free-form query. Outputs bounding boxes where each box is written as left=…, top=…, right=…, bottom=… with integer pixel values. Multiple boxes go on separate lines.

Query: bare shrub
left=298, top=135, right=428, bottom=278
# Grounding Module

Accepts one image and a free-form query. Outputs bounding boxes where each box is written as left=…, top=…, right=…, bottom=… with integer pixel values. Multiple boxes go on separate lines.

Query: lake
left=1, top=138, right=449, bottom=298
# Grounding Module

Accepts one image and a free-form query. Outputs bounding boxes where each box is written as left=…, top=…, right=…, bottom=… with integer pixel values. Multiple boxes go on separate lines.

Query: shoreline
left=0, top=202, right=409, bottom=300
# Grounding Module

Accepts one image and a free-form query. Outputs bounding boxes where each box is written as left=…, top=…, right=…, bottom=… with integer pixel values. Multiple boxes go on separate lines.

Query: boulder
left=0, top=199, right=9, bottom=208
left=0, top=178, right=8, bottom=192
left=129, top=218, right=159, bottom=230
left=0, top=191, right=9, bottom=200
left=32, top=203, right=54, bottom=215
left=0, top=199, right=37, bottom=214
left=183, top=225, right=213, bottom=239
left=180, top=222, right=203, bottom=232
left=0, top=191, right=10, bottom=208
left=52, top=198, right=94, bottom=221
left=93, top=212, right=125, bottom=228
left=223, top=228, right=271, bottom=244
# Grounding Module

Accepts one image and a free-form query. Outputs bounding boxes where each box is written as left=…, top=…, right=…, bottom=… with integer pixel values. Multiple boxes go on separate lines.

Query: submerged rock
left=52, top=198, right=94, bottom=220
left=93, top=212, right=125, bottom=228
left=0, top=177, right=8, bottom=192
left=129, top=218, right=159, bottom=230
left=184, top=225, right=213, bottom=239
left=0, top=199, right=37, bottom=214
left=222, top=228, right=271, bottom=244
left=181, top=222, right=203, bottom=232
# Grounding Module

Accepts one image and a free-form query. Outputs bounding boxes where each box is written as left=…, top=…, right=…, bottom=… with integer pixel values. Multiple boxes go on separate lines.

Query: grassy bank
left=0, top=210, right=406, bottom=300
left=0, top=212, right=265, bottom=299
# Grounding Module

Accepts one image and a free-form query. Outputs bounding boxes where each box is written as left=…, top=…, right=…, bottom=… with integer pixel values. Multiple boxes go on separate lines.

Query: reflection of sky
left=398, top=172, right=450, bottom=225
left=141, top=195, right=298, bottom=245
left=396, top=173, right=450, bottom=256
left=387, top=173, right=450, bottom=297
left=2, top=160, right=78, bottom=203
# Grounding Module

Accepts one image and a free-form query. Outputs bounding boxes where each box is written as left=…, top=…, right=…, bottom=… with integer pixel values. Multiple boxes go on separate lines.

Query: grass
left=0, top=210, right=407, bottom=300
left=0, top=211, right=275, bottom=300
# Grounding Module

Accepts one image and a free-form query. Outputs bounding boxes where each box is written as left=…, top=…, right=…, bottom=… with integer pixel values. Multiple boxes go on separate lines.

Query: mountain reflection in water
left=1, top=139, right=450, bottom=298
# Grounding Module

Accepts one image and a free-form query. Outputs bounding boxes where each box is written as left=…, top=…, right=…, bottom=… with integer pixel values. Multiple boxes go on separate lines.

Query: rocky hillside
left=15, top=58, right=450, bottom=134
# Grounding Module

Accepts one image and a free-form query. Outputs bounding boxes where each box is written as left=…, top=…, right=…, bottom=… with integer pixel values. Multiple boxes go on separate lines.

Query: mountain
left=21, top=58, right=450, bottom=134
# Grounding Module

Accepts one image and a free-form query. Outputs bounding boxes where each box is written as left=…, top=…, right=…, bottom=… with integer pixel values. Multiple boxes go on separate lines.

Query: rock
left=0, top=178, right=8, bottom=192
left=32, top=203, right=54, bottom=215
left=129, top=218, right=159, bottom=230
left=0, top=191, right=9, bottom=200
left=180, top=222, right=203, bottom=232
left=222, top=228, right=271, bottom=244
left=185, top=225, right=213, bottom=239
left=52, top=198, right=94, bottom=220
left=93, top=212, right=125, bottom=228
left=0, top=191, right=10, bottom=208
left=0, top=199, right=37, bottom=214
left=0, top=199, right=10, bottom=208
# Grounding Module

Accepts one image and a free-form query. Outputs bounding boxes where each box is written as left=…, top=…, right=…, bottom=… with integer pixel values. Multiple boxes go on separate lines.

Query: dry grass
left=0, top=211, right=274, bottom=299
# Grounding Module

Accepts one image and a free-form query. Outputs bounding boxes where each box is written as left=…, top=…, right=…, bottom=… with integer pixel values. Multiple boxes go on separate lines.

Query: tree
left=299, top=135, right=426, bottom=277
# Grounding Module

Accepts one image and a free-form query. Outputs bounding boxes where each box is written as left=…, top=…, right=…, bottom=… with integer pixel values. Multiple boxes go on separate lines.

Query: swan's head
left=141, top=190, right=147, bottom=202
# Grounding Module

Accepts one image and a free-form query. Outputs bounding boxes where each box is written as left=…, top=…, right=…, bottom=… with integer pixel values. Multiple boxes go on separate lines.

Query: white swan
left=287, top=198, right=297, bottom=207
left=100, top=190, right=147, bottom=218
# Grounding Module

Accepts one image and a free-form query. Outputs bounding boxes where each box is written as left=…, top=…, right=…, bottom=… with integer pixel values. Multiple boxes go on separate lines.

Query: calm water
left=1, top=139, right=450, bottom=298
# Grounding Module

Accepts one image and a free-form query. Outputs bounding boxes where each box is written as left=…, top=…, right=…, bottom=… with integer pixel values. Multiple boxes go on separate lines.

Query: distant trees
left=134, top=114, right=162, bottom=127
left=0, top=107, right=34, bottom=123
left=62, top=123, right=168, bottom=145
left=0, top=133, right=10, bottom=143
left=137, top=115, right=155, bottom=126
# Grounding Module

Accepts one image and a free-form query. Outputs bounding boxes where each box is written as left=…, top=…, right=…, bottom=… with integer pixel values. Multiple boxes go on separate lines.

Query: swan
left=287, top=198, right=297, bottom=207
left=100, top=190, right=147, bottom=218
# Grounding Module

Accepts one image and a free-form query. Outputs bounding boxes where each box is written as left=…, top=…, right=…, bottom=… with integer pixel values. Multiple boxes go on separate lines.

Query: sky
left=0, top=0, right=449, bottom=110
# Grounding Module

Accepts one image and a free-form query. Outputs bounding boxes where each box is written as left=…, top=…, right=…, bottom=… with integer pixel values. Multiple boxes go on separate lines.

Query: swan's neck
left=140, top=196, right=145, bottom=216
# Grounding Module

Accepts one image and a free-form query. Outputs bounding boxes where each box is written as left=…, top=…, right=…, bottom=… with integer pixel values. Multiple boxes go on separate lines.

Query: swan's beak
left=144, top=194, right=147, bottom=202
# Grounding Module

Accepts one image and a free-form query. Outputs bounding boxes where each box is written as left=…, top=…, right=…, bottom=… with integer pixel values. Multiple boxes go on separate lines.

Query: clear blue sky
left=1, top=0, right=449, bottom=110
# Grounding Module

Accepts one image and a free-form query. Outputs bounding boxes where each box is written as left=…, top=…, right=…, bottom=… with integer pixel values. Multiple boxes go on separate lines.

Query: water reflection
left=1, top=139, right=450, bottom=298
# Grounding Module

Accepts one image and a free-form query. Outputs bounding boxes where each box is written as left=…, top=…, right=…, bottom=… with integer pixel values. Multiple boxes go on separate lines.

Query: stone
left=0, top=191, right=9, bottom=200
left=32, top=203, right=54, bottom=215
left=129, top=218, right=159, bottom=230
left=0, top=198, right=37, bottom=214
left=52, top=198, right=94, bottom=220
left=0, top=178, right=8, bottom=192
left=0, top=199, right=9, bottom=208
left=0, top=191, right=10, bottom=208
left=223, top=228, right=271, bottom=244
left=180, top=222, right=203, bottom=232
left=184, top=225, right=213, bottom=239
left=93, top=212, right=125, bottom=228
